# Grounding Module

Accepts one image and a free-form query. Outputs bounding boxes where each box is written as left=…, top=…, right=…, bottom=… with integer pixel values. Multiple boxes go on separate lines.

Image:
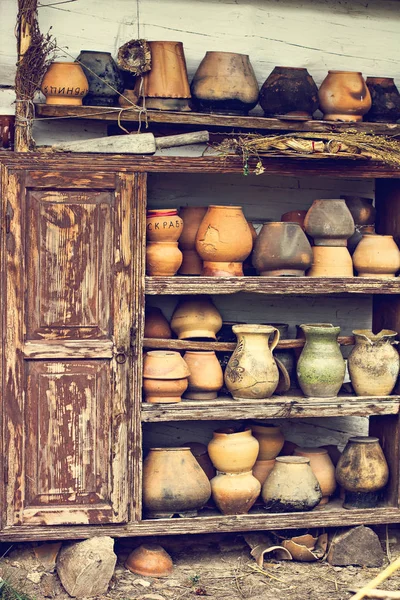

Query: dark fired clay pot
left=77, top=50, right=124, bottom=106
left=252, top=222, right=313, bottom=276
left=259, top=67, right=319, bottom=119
left=365, top=77, right=400, bottom=123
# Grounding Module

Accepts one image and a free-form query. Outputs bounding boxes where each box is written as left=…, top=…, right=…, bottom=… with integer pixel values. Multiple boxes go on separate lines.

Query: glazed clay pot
left=318, top=71, right=372, bottom=122
left=191, top=52, right=259, bottom=116
left=341, top=196, right=376, bottom=227
left=252, top=459, right=276, bottom=486
left=196, top=206, right=253, bottom=276
left=143, top=448, right=211, bottom=517
left=262, top=456, right=322, bottom=512
left=171, top=296, right=223, bottom=339
left=41, top=62, right=89, bottom=106
left=146, top=242, right=183, bottom=276
left=281, top=210, right=308, bottom=230
left=183, top=350, right=223, bottom=400
left=336, top=436, right=389, bottom=509
left=348, top=329, right=399, bottom=396
left=365, top=77, right=400, bottom=123
left=307, top=246, right=353, bottom=277
left=297, top=324, right=345, bottom=398
left=76, top=51, right=124, bottom=106
left=143, top=350, right=190, bottom=403
left=259, top=67, right=319, bottom=119
left=250, top=424, right=285, bottom=460
left=353, top=235, right=400, bottom=278
left=304, top=199, right=355, bottom=246
left=211, top=471, right=261, bottom=515
left=293, top=447, right=336, bottom=506
left=252, top=222, right=312, bottom=276
left=224, top=325, right=280, bottom=399
left=125, top=544, right=173, bottom=577
left=144, top=306, right=172, bottom=339
left=178, top=206, right=207, bottom=275
left=146, top=209, right=184, bottom=242
left=182, top=442, right=216, bottom=480
left=208, top=428, right=259, bottom=473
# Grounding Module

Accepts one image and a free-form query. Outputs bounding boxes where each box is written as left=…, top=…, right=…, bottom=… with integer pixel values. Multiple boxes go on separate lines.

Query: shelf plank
left=143, top=336, right=355, bottom=351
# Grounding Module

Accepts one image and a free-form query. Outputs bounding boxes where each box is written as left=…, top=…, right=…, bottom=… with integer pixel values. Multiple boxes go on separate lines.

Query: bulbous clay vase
left=293, top=447, right=336, bottom=505
left=196, top=206, right=253, bottom=276
left=348, top=329, right=399, bottom=396
left=171, top=296, right=223, bottom=339
left=304, top=199, right=355, bottom=246
left=307, top=246, right=353, bottom=277
left=208, top=428, right=259, bottom=473
left=252, top=459, right=276, bottom=486
left=183, top=350, right=223, bottom=400
left=341, top=196, right=376, bottom=227
left=353, top=235, right=400, bottom=278
left=146, top=209, right=184, bottom=243
left=250, top=424, right=285, bottom=460
left=178, top=206, right=208, bottom=275
left=318, top=71, right=372, bottom=122
left=125, top=544, right=173, bottom=577
left=143, top=448, right=211, bottom=517
left=191, top=52, right=259, bottom=115
left=297, top=324, right=345, bottom=398
left=365, top=77, right=400, bottom=123
left=76, top=50, right=124, bottom=106
left=146, top=242, right=183, bottom=276
left=281, top=210, right=308, bottom=230
left=182, top=442, right=216, bottom=480
left=336, top=436, right=389, bottom=509
left=211, top=471, right=261, bottom=515
left=224, top=325, right=280, bottom=399
left=252, top=222, right=313, bottom=276
left=262, top=456, right=322, bottom=512
left=41, top=62, right=89, bottom=105
left=144, top=306, right=172, bottom=339
left=143, top=351, right=190, bottom=403
left=259, top=67, right=319, bottom=119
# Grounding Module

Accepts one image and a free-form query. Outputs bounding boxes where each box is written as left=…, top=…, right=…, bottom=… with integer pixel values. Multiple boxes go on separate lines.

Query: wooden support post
left=15, top=10, right=34, bottom=152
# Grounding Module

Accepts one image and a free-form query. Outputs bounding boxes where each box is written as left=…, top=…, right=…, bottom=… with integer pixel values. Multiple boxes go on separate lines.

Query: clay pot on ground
left=144, top=306, right=172, bottom=339
left=76, top=51, right=124, bottom=106
left=208, top=428, right=259, bottom=473
left=252, top=222, right=313, bottom=276
left=178, top=206, right=207, bottom=275
left=146, top=242, right=183, bottom=276
left=262, top=456, right=322, bottom=512
left=125, top=544, right=173, bottom=577
left=195, top=205, right=253, bottom=276
left=252, top=459, right=276, bottom=486
left=293, top=447, right=336, bottom=505
left=365, top=77, right=400, bottom=123
left=281, top=210, right=308, bottom=230
left=307, top=246, right=354, bottom=277
left=250, top=423, right=285, bottom=460
left=304, top=199, right=355, bottom=246
left=335, top=436, right=389, bottom=509
left=183, top=350, right=223, bottom=400
left=143, top=448, right=211, bottom=518
left=182, top=442, right=216, bottom=480
left=146, top=209, right=184, bottom=243
left=353, top=235, right=400, bottom=278
left=41, top=62, right=89, bottom=106
left=259, top=67, right=319, bottom=119
left=143, top=350, right=190, bottom=403
left=171, top=296, right=223, bottom=339
left=191, top=52, right=259, bottom=115
left=318, top=71, right=372, bottom=122
left=211, top=471, right=261, bottom=515
left=348, top=329, right=399, bottom=396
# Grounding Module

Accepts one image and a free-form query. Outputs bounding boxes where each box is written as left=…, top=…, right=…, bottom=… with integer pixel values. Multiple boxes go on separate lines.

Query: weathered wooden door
left=2, top=168, right=142, bottom=526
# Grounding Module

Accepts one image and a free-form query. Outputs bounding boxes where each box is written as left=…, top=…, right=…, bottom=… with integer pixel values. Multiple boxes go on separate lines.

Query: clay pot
left=348, top=329, right=399, bottom=396
left=281, top=210, right=308, bottom=230
left=293, top=447, right=336, bottom=505
left=146, top=209, right=184, bottom=243
left=251, top=424, right=285, bottom=460
left=191, top=52, right=259, bottom=115
left=252, top=222, right=312, bottom=276
left=208, top=428, right=259, bottom=473
left=297, top=324, right=345, bottom=398
left=259, top=67, right=319, bottom=119
left=224, top=325, right=280, bottom=399
left=347, top=225, right=376, bottom=256
left=341, top=196, right=376, bottom=227
left=183, top=351, right=223, bottom=400
left=365, top=77, right=400, bottom=123
left=262, top=456, right=322, bottom=512
left=307, top=246, right=353, bottom=277
left=171, top=296, right=223, bottom=340
left=353, top=235, right=400, bottom=278
left=143, top=448, right=211, bottom=517
left=318, top=71, right=372, bottom=122
left=125, top=544, right=173, bottom=577
left=144, top=307, right=172, bottom=339
left=143, top=350, right=190, bottom=403
left=196, top=206, right=253, bottom=276
left=178, top=207, right=208, bottom=275
left=211, top=471, right=261, bottom=515
left=0, top=115, right=15, bottom=150
left=336, top=436, right=389, bottom=509
left=182, top=442, right=216, bottom=480
left=41, top=62, right=89, bottom=106
left=146, top=242, right=183, bottom=276
left=304, top=199, right=355, bottom=246
left=76, top=51, right=124, bottom=106
left=252, top=459, right=276, bottom=486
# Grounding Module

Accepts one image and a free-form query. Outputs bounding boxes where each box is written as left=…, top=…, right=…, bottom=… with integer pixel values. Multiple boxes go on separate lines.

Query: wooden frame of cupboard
left=1, top=152, right=400, bottom=542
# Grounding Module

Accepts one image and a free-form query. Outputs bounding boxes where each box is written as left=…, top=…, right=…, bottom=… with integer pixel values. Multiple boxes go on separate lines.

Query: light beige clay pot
left=183, top=350, right=223, bottom=400
left=318, top=71, right=372, bottom=122
left=146, top=209, right=184, bottom=243
left=307, top=246, right=353, bottom=277
left=146, top=241, right=183, bottom=276
left=208, top=428, right=259, bottom=473
left=293, top=447, right=336, bottom=505
left=251, top=424, right=285, bottom=460
left=211, top=471, right=261, bottom=515
left=352, top=235, right=400, bottom=278
left=143, top=351, right=190, bottom=403
left=171, top=296, right=223, bottom=340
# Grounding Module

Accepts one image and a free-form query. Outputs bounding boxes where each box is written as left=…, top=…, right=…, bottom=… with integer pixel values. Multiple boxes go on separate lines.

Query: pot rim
left=358, top=234, right=394, bottom=239
left=79, top=50, right=112, bottom=55
left=204, top=50, right=250, bottom=58
left=300, top=323, right=338, bottom=329
left=274, top=66, right=309, bottom=71
left=276, top=456, right=310, bottom=464
left=149, top=447, right=192, bottom=451
left=49, top=61, right=84, bottom=66
left=146, top=350, right=181, bottom=357
left=183, top=350, right=216, bottom=355
left=327, top=70, right=363, bottom=75
left=294, top=447, right=328, bottom=455
left=261, top=221, right=302, bottom=226
left=213, top=428, right=252, bottom=437
left=366, top=76, right=395, bottom=82
left=352, top=328, right=397, bottom=340
left=147, top=209, right=178, bottom=214
left=207, top=204, right=243, bottom=209
left=232, top=324, right=278, bottom=334
left=348, top=436, right=379, bottom=444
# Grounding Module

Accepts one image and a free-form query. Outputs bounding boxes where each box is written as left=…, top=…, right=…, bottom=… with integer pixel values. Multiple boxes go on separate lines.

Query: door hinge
left=130, top=326, right=137, bottom=347
left=5, top=214, right=11, bottom=234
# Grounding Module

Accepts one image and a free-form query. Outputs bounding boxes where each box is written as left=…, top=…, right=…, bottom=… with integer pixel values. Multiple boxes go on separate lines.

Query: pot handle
left=269, top=328, right=280, bottom=352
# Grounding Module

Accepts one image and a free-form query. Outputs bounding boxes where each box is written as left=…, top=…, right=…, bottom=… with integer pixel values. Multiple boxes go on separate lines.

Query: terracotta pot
left=252, top=222, right=312, bottom=276
left=281, top=210, right=308, bottom=230
left=171, top=296, right=223, bottom=340
left=178, top=206, right=208, bottom=274
left=365, top=77, right=400, bottom=123
left=208, top=428, right=259, bottom=473
left=143, top=377, right=188, bottom=403
left=348, top=329, right=399, bottom=396
left=293, top=447, right=336, bottom=505
left=146, top=209, right=184, bottom=242
left=143, top=448, right=211, bottom=517
left=196, top=205, right=253, bottom=276
left=318, top=71, right=372, bottom=122
left=336, top=436, right=389, bottom=509
left=259, top=67, right=319, bottom=119
left=262, top=456, right=322, bottom=512
left=125, top=544, right=173, bottom=577
left=211, top=471, right=261, bottom=515
left=182, top=442, right=216, bottom=480
left=252, top=459, right=276, bottom=486
left=146, top=242, right=183, bottom=276
left=321, top=445, right=342, bottom=467
left=183, top=351, right=223, bottom=400
left=353, top=235, right=400, bottom=278
left=41, top=62, right=89, bottom=106
left=143, top=351, right=189, bottom=403
left=76, top=51, right=124, bottom=106
left=251, top=424, right=285, bottom=460
left=307, top=246, right=353, bottom=277
left=0, top=115, right=15, bottom=150
left=224, top=325, right=280, bottom=399
left=297, top=324, right=345, bottom=398
left=304, top=199, right=355, bottom=246
left=191, top=51, right=259, bottom=115
left=341, top=196, right=376, bottom=226
left=144, top=306, right=172, bottom=339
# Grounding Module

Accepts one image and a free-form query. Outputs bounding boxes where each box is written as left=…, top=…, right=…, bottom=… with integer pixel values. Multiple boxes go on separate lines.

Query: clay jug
left=293, top=447, right=336, bottom=505
left=348, top=329, right=399, bottom=396
left=252, top=459, right=276, bottom=486
left=307, top=246, right=353, bottom=277
left=146, top=209, right=184, bottom=243
left=171, top=296, right=223, bottom=340
left=41, top=62, right=89, bottom=105
left=224, top=325, right=280, bottom=399
left=304, top=199, right=355, bottom=246
left=297, top=324, right=345, bottom=398
left=336, top=436, right=389, bottom=509
left=179, top=206, right=207, bottom=275
left=262, top=456, right=322, bottom=512
left=143, top=350, right=190, bottom=403
left=211, top=471, right=261, bottom=515
left=146, top=242, right=183, bottom=276
left=143, top=448, right=211, bottom=517
left=252, top=222, right=313, bottom=276
left=195, top=206, right=253, bottom=276
left=250, top=423, right=285, bottom=460
left=182, top=442, right=216, bottom=480
left=183, top=350, right=223, bottom=400
left=259, top=66, right=319, bottom=119
left=318, top=71, right=372, bottom=122
left=207, top=428, right=259, bottom=473
left=144, top=307, right=172, bottom=339
left=365, top=77, right=400, bottom=123
left=353, top=235, right=400, bottom=278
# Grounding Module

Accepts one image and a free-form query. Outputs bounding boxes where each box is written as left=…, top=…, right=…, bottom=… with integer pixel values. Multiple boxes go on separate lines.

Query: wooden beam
left=143, top=337, right=355, bottom=352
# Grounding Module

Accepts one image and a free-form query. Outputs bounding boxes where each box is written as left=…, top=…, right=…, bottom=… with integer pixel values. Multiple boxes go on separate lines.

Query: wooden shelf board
left=143, top=337, right=354, bottom=351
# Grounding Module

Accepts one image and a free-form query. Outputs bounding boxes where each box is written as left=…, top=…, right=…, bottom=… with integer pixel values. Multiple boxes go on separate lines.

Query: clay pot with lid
left=252, top=222, right=312, bottom=276
left=147, top=209, right=183, bottom=242
left=293, top=447, right=336, bottom=505
left=251, top=423, right=285, bottom=460
left=125, top=544, right=173, bottom=577
left=171, top=296, right=223, bottom=339
left=308, top=246, right=353, bottom=277
left=208, top=428, right=259, bottom=473
left=211, top=471, right=261, bottom=515
left=365, top=77, right=400, bottom=123
left=143, top=351, right=190, bottom=403
left=183, top=350, right=223, bottom=400
left=304, top=199, right=355, bottom=246
left=259, top=67, right=319, bottom=119
left=178, top=206, right=207, bottom=275
left=353, top=235, right=400, bottom=278
left=318, top=71, right=372, bottom=122
left=41, top=62, right=89, bottom=106
left=146, top=242, right=183, bottom=276
left=144, top=306, right=172, bottom=339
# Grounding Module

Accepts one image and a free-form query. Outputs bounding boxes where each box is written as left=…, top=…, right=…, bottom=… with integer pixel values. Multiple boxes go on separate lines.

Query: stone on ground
left=327, top=526, right=385, bottom=567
